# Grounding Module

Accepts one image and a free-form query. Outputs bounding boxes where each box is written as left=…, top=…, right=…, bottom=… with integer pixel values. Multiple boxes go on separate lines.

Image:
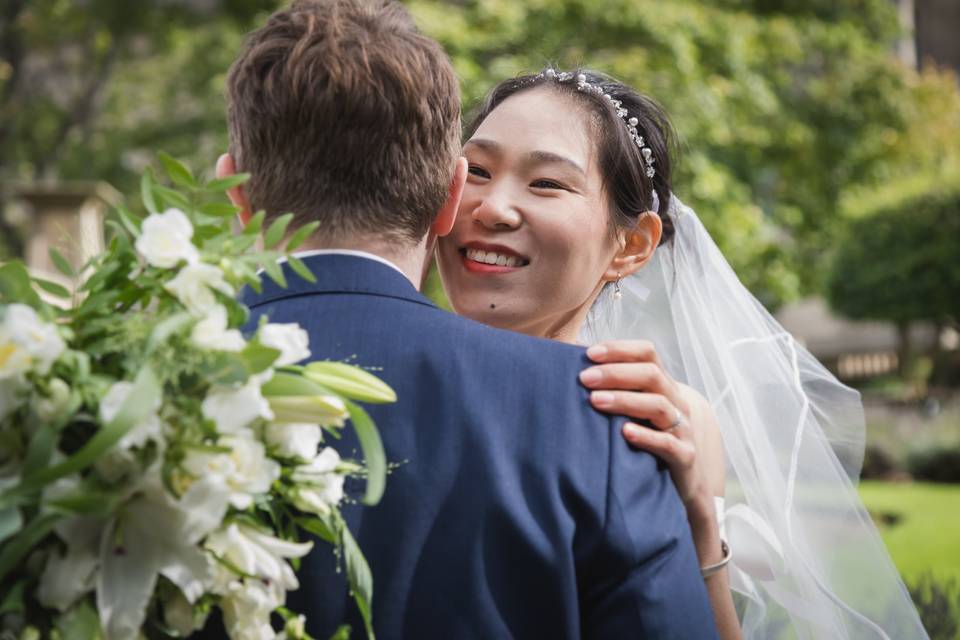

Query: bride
left=434, top=68, right=928, bottom=639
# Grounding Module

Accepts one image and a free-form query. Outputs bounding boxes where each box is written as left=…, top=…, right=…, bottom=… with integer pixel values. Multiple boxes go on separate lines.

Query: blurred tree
left=411, top=0, right=960, bottom=307
left=0, top=0, right=279, bottom=258
left=827, top=177, right=960, bottom=374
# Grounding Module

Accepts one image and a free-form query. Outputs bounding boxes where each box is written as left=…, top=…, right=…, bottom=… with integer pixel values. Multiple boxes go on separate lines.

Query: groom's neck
left=293, top=235, right=433, bottom=290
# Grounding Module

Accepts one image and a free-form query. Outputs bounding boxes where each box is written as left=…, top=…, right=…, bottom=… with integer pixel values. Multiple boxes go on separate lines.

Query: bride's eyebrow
left=465, top=138, right=585, bottom=177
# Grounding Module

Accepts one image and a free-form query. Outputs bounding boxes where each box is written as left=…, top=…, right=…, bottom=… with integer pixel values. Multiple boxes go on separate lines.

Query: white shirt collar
left=282, top=249, right=408, bottom=279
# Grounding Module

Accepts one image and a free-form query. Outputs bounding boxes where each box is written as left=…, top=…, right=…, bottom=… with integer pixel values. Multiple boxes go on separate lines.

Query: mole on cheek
left=490, top=304, right=496, bottom=310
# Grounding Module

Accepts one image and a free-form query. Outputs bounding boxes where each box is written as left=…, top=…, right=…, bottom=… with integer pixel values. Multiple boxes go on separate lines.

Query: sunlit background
left=1, top=1, right=958, bottom=635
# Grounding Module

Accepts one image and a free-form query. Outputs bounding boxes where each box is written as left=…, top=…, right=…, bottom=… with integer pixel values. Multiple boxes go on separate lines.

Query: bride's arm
left=579, top=340, right=741, bottom=640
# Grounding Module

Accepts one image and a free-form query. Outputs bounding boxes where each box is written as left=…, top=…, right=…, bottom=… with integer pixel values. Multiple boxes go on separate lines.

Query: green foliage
left=907, top=445, right=960, bottom=484
left=908, top=574, right=960, bottom=640
left=826, top=181, right=960, bottom=325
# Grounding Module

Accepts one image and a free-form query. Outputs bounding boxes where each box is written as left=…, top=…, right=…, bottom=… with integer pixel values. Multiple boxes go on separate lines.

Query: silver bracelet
left=701, top=539, right=731, bottom=578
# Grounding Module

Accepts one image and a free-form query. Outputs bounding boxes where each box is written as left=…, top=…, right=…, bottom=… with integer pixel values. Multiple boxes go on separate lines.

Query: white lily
left=1, top=303, right=65, bottom=377
left=96, top=472, right=230, bottom=640
left=205, top=522, right=313, bottom=591
left=291, top=447, right=345, bottom=516
left=191, top=305, right=246, bottom=352
left=99, top=380, right=163, bottom=450
left=264, top=422, right=322, bottom=461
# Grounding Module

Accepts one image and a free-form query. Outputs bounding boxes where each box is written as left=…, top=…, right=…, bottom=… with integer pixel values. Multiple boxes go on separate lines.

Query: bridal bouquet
left=0, top=155, right=391, bottom=640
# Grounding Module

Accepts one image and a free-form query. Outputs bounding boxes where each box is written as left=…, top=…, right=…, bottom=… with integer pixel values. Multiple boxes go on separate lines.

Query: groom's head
left=223, top=0, right=462, bottom=245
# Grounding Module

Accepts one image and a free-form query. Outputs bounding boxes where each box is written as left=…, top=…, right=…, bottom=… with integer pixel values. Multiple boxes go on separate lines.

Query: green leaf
left=158, top=151, right=197, bottom=188
left=117, top=206, right=142, bottom=238
left=341, top=516, right=375, bottom=640
left=47, top=488, right=122, bottom=517
left=263, top=259, right=287, bottom=288
left=0, top=580, right=24, bottom=615
left=0, top=512, right=60, bottom=582
left=56, top=600, right=102, bottom=640
left=285, top=221, right=320, bottom=252
left=0, top=261, right=43, bottom=308
left=304, top=362, right=396, bottom=404
left=153, top=184, right=190, bottom=211
left=17, top=366, right=162, bottom=492
left=261, top=372, right=329, bottom=397
left=32, top=276, right=71, bottom=298
left=288, top=255, right=317, bottom=284
left=0, top=507, right=22, bottom=546
left=344, top=400, right=386, bottom=506
left=295, top=515, right=338, bottom=545
left=264, top=213, right=295, bottom=249
left=141, top=169, right=159, bottom=214
left=199, top=201, right=240, bottom=217
left=244, top=210, right=266, bottom=235
left=146, top=312, right=194, bottom=355
left=22, top=423, right=58, bottom=477
left=242, top=342, right=282, bottom=374
left=329, top=625, right=353, bottom=640
left=205, top=173, right=250, bottom=192
left=49, top=247, right=75, bottom=277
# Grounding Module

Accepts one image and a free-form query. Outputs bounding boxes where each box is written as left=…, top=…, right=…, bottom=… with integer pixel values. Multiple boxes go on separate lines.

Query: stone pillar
left=5, top=181, right=121, bottom=291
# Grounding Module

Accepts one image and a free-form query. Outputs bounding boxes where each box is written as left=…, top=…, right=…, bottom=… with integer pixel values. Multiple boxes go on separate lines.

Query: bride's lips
left=459, top=242, right=530, bottom=274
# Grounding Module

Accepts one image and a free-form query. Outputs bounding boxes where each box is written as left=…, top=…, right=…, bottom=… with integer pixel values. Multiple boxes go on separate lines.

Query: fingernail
left=586, top=345, right=608, bottom=360
left=591, top=391, right=614, bottom=407
left=579, top=368, right=602, bottom=385
left=623, top=423, right=644, bottom=437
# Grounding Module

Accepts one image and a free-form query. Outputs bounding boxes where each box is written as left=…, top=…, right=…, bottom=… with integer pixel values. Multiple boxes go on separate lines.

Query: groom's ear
left=430, top=156, right=468, bottom=237
left=603, top=211, right=662, bottom=281
left=216, top=153, right=253, bottom=225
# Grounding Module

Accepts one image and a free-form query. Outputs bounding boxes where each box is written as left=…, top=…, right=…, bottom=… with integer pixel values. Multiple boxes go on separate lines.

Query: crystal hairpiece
left=536, top=68, right=656, bottom=179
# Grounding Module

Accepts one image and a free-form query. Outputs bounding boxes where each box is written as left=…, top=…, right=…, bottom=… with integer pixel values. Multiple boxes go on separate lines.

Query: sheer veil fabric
left=580, top=197, right=928, bottom=639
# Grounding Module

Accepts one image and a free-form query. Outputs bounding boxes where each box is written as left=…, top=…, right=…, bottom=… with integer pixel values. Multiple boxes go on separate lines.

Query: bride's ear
left=216, top=153, right=253, bottom=225
left=431, top=156, right=468, bottom=237
left=603, top=211, right=662, bottom=282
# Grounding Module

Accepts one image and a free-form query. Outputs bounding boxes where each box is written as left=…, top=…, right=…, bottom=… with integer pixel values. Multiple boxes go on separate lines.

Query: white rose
left=165, top=262, right=234, bottom=317
left=202, top=377, right=273, bottom=434
left=183, top=430, right=279, bottom=510
left=99, top=380, right=163, bottom=450
left=264, top=422, right=322, bottom=460
left=1, top=303, right=65, bottom=376
left=291, top=447, right=345, bottom=515
left=191, top=306, right=245, bottom=352
left=205, top=522, right=312, bottom=591
left=135, top=208, right=200, bottom=268
left=258, top=323, right=310, bottom=367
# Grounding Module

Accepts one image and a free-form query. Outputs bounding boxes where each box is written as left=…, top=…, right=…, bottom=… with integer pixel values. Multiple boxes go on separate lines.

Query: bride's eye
left=531, top=178, right=564, bottom=190
left=468, top=165, right=490, bottom=179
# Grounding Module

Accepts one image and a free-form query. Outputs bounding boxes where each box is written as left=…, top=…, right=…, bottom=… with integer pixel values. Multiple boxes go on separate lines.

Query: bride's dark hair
left=464, top=68, right=677, bottom=244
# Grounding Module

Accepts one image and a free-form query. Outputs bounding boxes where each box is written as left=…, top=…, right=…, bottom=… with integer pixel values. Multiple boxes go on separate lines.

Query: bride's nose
left=471, top=192, right=521, bottom=231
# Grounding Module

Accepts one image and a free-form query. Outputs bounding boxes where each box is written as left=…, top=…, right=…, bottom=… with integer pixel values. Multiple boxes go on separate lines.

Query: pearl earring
left=613, top=272, right=623, bottom=301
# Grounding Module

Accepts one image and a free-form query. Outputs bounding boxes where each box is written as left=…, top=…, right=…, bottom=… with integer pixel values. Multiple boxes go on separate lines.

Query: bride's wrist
left=685, top=492, right=717, bottom=527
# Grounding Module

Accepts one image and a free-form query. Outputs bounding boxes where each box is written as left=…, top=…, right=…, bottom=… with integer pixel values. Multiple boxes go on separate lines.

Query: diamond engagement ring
left=666, top=407, right=683, bottom=432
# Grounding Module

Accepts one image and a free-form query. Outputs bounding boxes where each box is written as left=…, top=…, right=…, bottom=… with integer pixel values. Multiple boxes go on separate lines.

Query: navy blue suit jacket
left=237, top=254, right=717, bottom=639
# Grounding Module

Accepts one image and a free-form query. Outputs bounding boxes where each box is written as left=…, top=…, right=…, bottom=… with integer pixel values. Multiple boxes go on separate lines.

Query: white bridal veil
left=581, top=196, right=928, bottom=639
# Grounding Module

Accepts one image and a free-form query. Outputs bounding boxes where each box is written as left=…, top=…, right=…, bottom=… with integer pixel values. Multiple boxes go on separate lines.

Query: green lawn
left=858, top=481, right=960, bottom=583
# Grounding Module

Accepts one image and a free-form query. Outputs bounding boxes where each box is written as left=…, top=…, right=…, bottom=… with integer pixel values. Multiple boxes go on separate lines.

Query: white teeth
left=465, top=248, right=525, bottom=267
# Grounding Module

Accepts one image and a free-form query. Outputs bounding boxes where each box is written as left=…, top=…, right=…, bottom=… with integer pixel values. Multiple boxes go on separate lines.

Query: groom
left=213, top=0, right=717, bottom=637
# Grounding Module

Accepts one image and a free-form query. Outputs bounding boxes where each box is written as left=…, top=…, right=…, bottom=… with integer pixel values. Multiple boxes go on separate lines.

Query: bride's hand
left=578, top=340, right=724, bottom=524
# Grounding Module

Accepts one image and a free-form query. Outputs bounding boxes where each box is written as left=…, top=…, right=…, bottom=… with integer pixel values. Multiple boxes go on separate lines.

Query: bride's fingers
left=622, top=422, right=696, bottom=470
left=586, top=340, right=665, bottom=370
left=590, top=390, right=686, bottom=431
left=579, top=362, right=688, bottom=414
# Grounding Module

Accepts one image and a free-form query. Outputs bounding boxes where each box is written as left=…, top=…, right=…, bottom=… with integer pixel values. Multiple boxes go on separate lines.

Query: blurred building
left=895, top=0, right=960, bottom=73
left=775, top=298, right=939, bottom=381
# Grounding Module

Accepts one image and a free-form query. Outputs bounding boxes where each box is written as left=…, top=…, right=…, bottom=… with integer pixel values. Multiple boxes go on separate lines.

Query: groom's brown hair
left=226, top=0, right=461, bottom=243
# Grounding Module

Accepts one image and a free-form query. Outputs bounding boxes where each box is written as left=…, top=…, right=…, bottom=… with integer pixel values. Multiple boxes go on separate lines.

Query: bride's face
left=437, top=88, right=620, bottom=341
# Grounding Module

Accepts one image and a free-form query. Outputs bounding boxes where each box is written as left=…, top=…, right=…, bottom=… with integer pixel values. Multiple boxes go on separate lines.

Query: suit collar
left=240, top=253, right=437, bottom=310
